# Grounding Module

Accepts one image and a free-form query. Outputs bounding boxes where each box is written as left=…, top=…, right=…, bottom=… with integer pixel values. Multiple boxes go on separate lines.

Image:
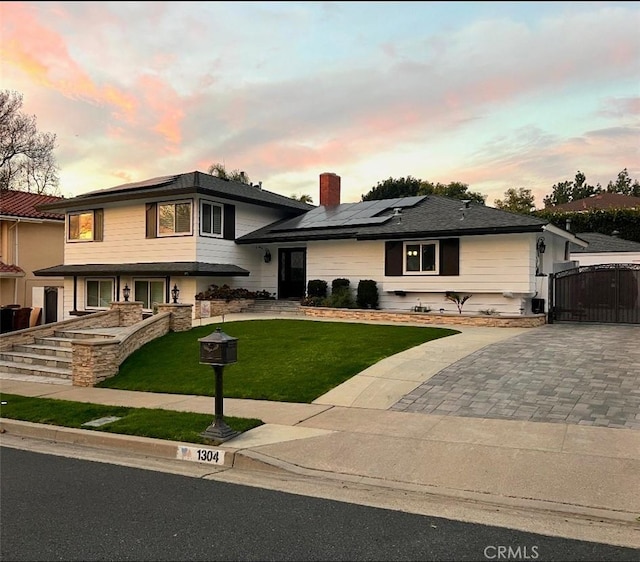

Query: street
left=1, top=446, right=637, bottom=562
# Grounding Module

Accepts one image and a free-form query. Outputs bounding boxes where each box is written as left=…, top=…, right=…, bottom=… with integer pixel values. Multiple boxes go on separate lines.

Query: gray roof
left=33, top=262, right=250, bottom=277
left=569, top=232, right=640, bottom=254
left=236, top=196, right=550, bottom=244
left=36, top=171, right=314, bottom=214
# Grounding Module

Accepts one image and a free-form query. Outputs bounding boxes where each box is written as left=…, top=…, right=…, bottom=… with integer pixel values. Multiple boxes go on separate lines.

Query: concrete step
left=34, top=336, right=73, bottom=348
left=0, top=359, right=71, bottom=380
left=0, top=350, right=72, bottom=369
left=12, top=343, right=73, bottom=358
left=53, top=330, right=118, bottom=340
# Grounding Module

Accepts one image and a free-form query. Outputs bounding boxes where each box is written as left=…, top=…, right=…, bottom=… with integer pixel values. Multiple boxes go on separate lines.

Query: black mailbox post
left=198, top=327, right=239, bottom=443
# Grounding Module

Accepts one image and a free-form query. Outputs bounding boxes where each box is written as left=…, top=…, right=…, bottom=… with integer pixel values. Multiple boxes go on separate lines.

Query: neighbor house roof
left=0, top=261, right=25, bottom=277
left=0, top=190, right=65, bottom=220
left=33, top=261, right=250, bottom=277
left=35, top=171, right=314, bottom=214
left=544, top=193, right=640, bottom=212
left=569, top=232, right=640, bottom=254
left=236, top=195, right=552, bottom=244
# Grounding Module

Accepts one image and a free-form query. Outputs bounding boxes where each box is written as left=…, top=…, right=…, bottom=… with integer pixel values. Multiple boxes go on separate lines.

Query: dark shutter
left=145, top=203, right=157, bottom=238
left=385, top=241, right=403, bottom=276
left=93, top=209, right=103, bottom=241
left=440, top=238, right=460, bottom=276
left=223, top=204, right=235, bottom=240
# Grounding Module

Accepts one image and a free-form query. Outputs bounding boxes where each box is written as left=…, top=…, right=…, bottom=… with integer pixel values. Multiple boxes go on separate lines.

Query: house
left=33, top=171, right=588, bottom=317
left=569, top=232, right=640, bottom=266
left=544, top=192, right=640, bottom=212
left=34, top=171, right=587, bottom=319
left=0, top=189, right=65, bottom=327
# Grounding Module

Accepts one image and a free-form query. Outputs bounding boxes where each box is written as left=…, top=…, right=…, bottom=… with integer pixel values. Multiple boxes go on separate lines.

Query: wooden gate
left=549, top=264, right=640, bottom=324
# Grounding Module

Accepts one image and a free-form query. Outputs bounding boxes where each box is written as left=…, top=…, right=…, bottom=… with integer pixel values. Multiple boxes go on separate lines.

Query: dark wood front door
left=278, top=248, right=306, bottom=299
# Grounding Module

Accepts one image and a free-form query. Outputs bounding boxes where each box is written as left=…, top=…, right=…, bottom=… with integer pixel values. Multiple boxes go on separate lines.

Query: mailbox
left=199, top=327, right=238, bottom=366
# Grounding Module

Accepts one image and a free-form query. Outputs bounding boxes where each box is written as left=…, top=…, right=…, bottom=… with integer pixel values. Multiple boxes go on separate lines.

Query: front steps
left=0, top=329, right=118, bottom=384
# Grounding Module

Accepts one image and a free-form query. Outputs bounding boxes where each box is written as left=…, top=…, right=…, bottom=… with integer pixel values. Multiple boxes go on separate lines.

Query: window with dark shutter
left=223, top=204, right=235, bottom=240
left=146, top=203, right=157, bottom=238
left=385, top=241, right=403, bottom=276
left=440, top=238, right=460, bottom=276
left=94, top=209, right=104, bottom=241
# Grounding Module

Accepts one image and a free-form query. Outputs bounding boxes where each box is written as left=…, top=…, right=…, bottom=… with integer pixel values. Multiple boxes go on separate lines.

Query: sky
left=2, top=1, right=639, bottom=208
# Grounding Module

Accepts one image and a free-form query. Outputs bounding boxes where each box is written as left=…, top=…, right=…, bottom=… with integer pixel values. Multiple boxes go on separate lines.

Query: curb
left=3, top=418, right=639, bottom=532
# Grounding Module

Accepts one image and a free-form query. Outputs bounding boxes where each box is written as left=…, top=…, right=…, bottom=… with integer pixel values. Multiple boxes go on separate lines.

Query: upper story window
left=404, top=241, right=439, bottom=275
left=158, top=201, right=192, bottom=236
left=200, top=200, right=223, bottom=237
left=68, top=209, right=103, bottom=242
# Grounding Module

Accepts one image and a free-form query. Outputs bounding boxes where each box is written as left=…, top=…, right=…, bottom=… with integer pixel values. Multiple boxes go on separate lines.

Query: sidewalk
left=1, top=313, right=639, bottom=548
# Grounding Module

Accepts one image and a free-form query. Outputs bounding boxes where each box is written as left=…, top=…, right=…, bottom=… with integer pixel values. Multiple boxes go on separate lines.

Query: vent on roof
left=460, top=200, right=471, bottom=220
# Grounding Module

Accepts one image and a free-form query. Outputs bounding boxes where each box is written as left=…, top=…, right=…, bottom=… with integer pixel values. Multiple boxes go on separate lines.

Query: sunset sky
left=2, top=1, right=639, bottom=207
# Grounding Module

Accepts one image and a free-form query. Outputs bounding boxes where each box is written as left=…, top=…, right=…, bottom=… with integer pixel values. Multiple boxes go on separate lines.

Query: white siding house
left=36, top=170, right=586, bottom=319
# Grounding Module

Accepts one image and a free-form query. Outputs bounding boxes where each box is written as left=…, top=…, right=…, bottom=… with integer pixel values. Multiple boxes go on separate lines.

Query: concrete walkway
left=1, top=313, right=639, bottom=548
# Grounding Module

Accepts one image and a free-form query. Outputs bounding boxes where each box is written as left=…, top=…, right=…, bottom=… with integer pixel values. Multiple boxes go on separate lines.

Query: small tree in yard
left=445, top=291, right=472, bottom=314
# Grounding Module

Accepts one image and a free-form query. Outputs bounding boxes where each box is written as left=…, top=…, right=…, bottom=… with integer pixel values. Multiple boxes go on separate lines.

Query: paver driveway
left=391, top=323, right=640, bottom=429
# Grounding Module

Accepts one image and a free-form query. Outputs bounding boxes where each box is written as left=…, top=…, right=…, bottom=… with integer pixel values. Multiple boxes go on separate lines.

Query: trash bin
left=12, top=307, right=32, bottom=331
left=1, top=307, right=16, bottom=333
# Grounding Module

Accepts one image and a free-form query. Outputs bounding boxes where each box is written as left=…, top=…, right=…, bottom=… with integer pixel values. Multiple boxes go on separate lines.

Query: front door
left=278, top=248, right=306, bottom=299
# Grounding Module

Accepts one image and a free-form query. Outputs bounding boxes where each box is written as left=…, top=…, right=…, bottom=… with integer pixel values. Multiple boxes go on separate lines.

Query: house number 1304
left=197, top=449, right=220, bottom=463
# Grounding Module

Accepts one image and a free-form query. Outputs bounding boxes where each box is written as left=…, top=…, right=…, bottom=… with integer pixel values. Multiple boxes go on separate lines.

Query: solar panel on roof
left=271, top=195, right=425, bottom=232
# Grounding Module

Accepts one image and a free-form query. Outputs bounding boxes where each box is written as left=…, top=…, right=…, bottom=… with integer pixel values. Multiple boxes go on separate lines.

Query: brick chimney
left=319, top=172, right=341, bottom=206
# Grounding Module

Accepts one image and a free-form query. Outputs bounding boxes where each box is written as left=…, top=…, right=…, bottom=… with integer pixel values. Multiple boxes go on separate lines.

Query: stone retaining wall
left=194, top=299, right=254, bottom=319
left=301, top=307, right=547, bottom=328
left=0, top=309, right=120, bottom=351
left=72, top=312, right=173, bottom=387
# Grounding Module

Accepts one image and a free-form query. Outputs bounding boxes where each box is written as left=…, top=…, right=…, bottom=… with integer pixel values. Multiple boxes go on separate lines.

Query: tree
left=420, top=181, right=486, bottom=205
left=542, top=171, right=603, bottom=207
left=361, top=176, right=486, bottom=204
left=494, top=187, right=536, bottom=214
left=291, top=193, right=313, bottom=204
left=606, top=168, right=640, bottom=197
left=361, top=176, right=422, bottom=201
left=208, top=162, right=251, bottom=184
left=0, top=90, right=59, bottom=194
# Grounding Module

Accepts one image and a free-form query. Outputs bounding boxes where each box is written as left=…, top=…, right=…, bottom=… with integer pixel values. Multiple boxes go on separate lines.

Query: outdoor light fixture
left=171, top=284, right=180, bottom=304
left=122, top=284, right=130, bottom=302
left=263, top=249, right=271, bottom=263
left=536, top=237, right=546, bottom=254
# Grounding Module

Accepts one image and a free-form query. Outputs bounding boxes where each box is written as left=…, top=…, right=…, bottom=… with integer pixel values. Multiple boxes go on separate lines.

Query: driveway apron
left=391, top=323, right=640, bottom=429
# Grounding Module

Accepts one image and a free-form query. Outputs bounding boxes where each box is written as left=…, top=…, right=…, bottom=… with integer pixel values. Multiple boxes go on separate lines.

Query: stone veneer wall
left=156, top=303, right=192, bottom=331
left=71, top=312, right=172, bottom=387
left=0, top=309, right=120, bottom=352
left=194, top=299, right=254, bottom=319
left=301, top=307, right=547, bottom=328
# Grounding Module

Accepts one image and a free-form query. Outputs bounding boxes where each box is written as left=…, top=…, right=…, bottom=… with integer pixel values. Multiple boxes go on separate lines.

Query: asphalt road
left=1, top=447, right=638, bottom=562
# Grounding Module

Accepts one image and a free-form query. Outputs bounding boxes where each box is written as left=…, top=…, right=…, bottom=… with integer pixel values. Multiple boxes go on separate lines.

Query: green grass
left=98, top=319, right=459, bottom=403
left=1, top=319, right=458, bottom=444
left=0, top=393, right=262, bottom=445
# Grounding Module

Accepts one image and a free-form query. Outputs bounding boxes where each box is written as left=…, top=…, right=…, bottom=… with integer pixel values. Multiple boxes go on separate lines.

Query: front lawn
left=98, top=319, right=459, bottom=403
left=0, top=393, right=263, bottom=445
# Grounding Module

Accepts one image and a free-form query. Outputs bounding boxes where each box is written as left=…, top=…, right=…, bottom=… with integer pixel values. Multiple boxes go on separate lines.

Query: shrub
left=357, top=280, right=379, bottom=309
left=307, top=279, right=328, bottom=298
left=445, top=291, right=472, bottom=314
left=331, top=278, right=351, bottom=293
left=195, top=284, right=274, bottom=302
left=327, top=287, right=355, bottom=308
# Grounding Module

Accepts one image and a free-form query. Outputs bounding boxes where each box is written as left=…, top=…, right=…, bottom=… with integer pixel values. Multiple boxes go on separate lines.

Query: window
left=68, top=209, right=103, bottom=242
left=404, top=241, right=439, bottom=274
left=158, top=201, right=192, bottom=236
left=86, top=279, right=113, bottom=308
left=200, top=201, right=223, bottom=236
left=134, top=279, right=165, bottom=310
